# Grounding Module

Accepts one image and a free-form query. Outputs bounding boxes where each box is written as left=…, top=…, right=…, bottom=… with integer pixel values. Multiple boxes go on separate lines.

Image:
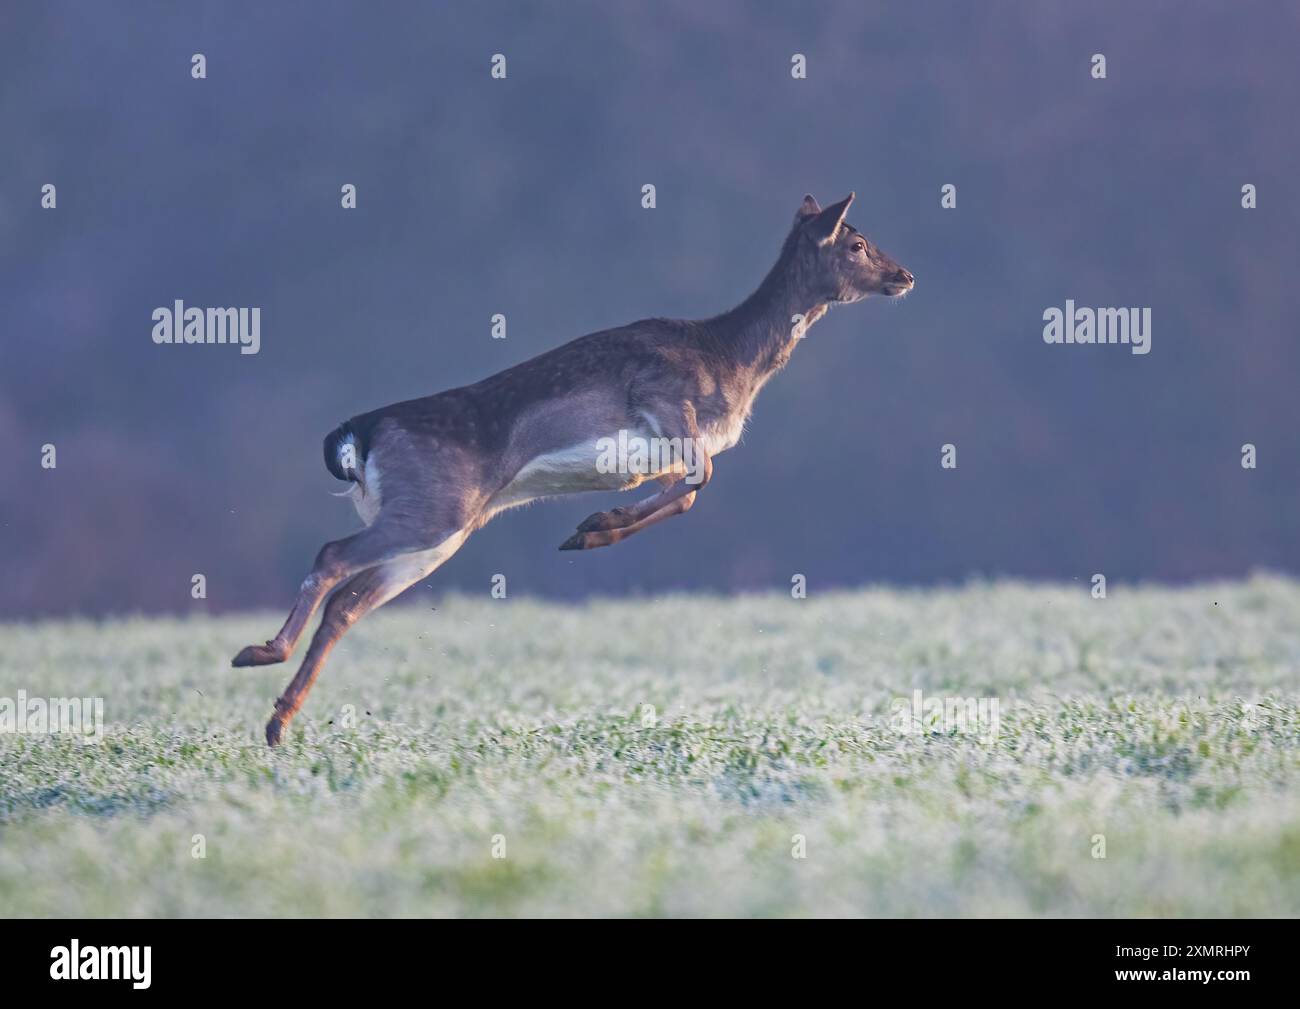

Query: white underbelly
left=488, top=429, right=686, bottom=514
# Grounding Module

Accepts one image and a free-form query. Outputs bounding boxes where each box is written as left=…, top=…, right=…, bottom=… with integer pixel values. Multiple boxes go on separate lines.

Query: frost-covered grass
left=2, top=577, right=1299, bottom=917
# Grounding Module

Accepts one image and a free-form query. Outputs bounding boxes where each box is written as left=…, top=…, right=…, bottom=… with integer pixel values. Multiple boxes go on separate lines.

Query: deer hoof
left=265, top=715, right=286, bottom=747
left=232, top=641, right=285, bottom=667
left=560, top=531, right=615, bottom=551
left=559, top=532, right=588, bottom=551
left=576, top=508, right=627, bottom=533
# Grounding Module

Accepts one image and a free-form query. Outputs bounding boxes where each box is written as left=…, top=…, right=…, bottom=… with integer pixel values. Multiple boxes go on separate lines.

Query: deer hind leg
left=233, top=524, right=433, bottom=668
left=264, top=530, right=468, bottom=747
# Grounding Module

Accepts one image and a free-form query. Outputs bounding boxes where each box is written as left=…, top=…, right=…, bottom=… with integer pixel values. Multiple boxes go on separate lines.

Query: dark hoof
left=265, top=716, right=286, bottom=747
left=232, top=641, right=285, bottom=667
left=577, top=509, right=624, bottom=533
left=559, top=532, right=588, bottom=551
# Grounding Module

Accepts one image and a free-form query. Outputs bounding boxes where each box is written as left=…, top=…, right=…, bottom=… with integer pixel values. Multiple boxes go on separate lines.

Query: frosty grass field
left=2, top=576, right=1299, bottom=918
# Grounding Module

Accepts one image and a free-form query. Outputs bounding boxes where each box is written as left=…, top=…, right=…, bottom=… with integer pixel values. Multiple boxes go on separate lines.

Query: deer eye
left=851, top=240, right=866, bottom=253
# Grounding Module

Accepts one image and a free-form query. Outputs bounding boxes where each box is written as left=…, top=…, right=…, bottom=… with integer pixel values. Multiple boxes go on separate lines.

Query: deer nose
left=894, top=268, right=914, bottom=286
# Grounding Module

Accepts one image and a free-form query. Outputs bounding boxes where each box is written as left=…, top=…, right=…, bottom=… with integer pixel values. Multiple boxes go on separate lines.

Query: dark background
left=2, top=1, right=1297, bottom=617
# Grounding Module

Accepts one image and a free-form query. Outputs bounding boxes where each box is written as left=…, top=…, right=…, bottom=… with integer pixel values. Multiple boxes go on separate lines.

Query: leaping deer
left=234, top=192, right=914, bottom=745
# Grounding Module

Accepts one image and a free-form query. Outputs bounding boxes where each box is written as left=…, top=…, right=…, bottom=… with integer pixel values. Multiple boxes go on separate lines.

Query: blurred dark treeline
left=1, top=0, right=1297, bottom=616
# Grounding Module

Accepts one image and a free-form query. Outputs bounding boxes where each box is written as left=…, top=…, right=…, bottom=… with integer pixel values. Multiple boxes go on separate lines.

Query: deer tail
left=323, top=421, right=368, bottom=495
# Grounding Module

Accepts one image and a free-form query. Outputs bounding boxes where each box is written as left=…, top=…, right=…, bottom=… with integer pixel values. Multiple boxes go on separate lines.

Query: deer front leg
left=560, top=485, right=700, bottom=550
left=561, top=448, right=712, bottom=551
left=572, top=478, right=680, bottom=534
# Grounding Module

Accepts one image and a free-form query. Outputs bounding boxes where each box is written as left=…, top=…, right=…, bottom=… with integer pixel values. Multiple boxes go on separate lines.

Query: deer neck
left=708, top=238, right=828, bottom=386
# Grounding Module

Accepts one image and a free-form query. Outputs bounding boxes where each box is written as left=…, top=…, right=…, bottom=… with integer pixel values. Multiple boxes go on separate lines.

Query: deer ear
left=795, top=194, right=822, bottom=222
left=805, top=192, right=855, bottom=245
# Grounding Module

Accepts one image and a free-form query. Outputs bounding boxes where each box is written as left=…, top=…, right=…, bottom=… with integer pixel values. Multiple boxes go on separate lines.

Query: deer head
left=793, top=193, right=914, bottom=303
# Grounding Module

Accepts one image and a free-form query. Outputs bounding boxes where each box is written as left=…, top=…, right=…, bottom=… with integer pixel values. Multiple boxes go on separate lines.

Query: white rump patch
left=350, top=455, right=383, bottom=526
